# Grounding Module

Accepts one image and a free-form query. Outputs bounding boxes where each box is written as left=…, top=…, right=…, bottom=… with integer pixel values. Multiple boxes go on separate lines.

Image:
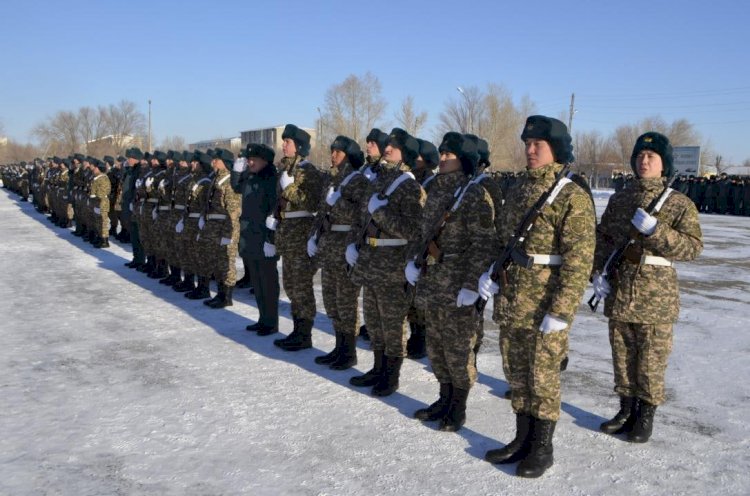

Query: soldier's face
left=366, top=141, right=380, bottom=158
left=248, top=156, right=268, bottom=173
left=330, top=149, right=347, bottom=168
left=438, top=152, right=461, bottom=174
left=636, top=150, right=663, bottom=179
left=282, top=138, right=297, bottom=158
left=384, top=144, right=402, bottom=163
left=525, top=139, right=555, bottom=169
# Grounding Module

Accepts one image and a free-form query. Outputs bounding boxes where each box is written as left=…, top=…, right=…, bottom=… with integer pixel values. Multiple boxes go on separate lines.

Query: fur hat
left=416, top=139, right=439, bottom=167
left=630, top=132, right=674, bottom=177
left=282, top=124, right=311, bottom=157
left=520, top=115, right=574, bottom=164
left=387, top=128, right=420, bottom=168
left=366, top=128, right=390, bottom=156
left=439, top=132, right=479, bottom=175
left=246, top=143, right=275, bottom=164
left=213, top=148, right=235, bottom=164
left=464, top=134, right=491, bottom=169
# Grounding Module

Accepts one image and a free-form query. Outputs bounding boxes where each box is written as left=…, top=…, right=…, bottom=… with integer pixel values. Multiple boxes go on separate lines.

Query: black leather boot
left=173, top=273, right=195, bottom=292
left=315, top=332, right=342, bottom=365
left=350, top=350, right=384, bottom=387
left=186, top=276, right=210, bottom=299
left=359, top=324, right=370, bottom=341
left=330, top=333, right=357, bottom=370
left=406, top=322, right=427, bottom=359
left=207, top=284, right=234, bottom=308
left=372, top=356, right=403, bottom=397
left=439, top=387, right=469, bottom=432
left=600, top=396, right=637, bottom=435
left=627, top=400, right=657, bottom=443
left=517, top=418, right=556, bottom=478
left=275, top=318, right=312, bottom=351
left=95, top=237, right=110, bottom=248
left=415, top=383, right=452, bottom=421
left=274, top=317, right=300, bottom=347
left=485, top=413, right=532, bottom=464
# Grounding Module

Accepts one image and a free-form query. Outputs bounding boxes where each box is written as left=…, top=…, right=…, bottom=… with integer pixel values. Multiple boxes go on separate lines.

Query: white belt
left=147, top=198, right=159, bottom=203
left=173, top=204, right=186, bottom=210
left=188, top=213, right=202, bottom=218
left=281, top=210, right=314, bottom=219
left=366, top=237, right=407, bottom=247
left=158, top=206, right=171, bottom=211
left=89, top=195, right=97, bottom=199
left=330, top=224, right=351, bottom=232
left=528, top=254, right=563, bottom=266
left=207, top=214, right=227, bottom=220
left=641, top=255, right=673, bottom=267
left=63, top=196, right=68, bottom=200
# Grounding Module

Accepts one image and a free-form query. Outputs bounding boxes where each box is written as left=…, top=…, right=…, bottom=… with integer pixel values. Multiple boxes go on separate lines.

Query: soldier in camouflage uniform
left=124, top=148, right=146, bottom=268
left=88, top=158, right=112, bottom=248
left=307, top=135, right=369, bottom=370
left=143, top=152, right=169, bottom=278
left=268, top=125, right=324, bottom=352
left=478, top=116, right=595, bottom=478
left=592, top=132, right=703, bottom=444
left=346, top=128, right=426, bottom=397
left=404, top=138, right=440, bottom=360
left=183, top=151, right=215, bottom=299
left=406, top=132, right=496, bottom=432
left=153, top=152, right=179, bottom=284
left=106, top=156, right=122, bottom=238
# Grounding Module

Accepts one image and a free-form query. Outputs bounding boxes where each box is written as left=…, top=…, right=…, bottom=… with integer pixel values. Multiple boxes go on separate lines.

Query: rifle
left=588, top=174, right=677, bottom=312
left=476, top=164, right=573, bottom=313
left=308, top=169, right=359, bottom=250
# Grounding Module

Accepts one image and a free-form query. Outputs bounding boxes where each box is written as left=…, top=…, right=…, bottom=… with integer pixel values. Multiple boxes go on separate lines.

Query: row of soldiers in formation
left=1, top=117, right=703, bottom=479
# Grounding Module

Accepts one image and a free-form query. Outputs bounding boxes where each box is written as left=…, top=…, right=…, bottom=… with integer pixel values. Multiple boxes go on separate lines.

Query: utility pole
left=148, top=99, right=152, bottom=152
left=568, top=93, right=576, bottom=133
left=317, top=107, right=323, bottom=165
left=457, top=86, right=472, bottom=134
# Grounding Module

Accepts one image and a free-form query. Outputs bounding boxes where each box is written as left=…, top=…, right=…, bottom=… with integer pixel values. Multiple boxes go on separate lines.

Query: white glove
left=220, top=237, right=232, bottom=246
left=158, top=179, right=166, bottom=191
left=631, top=207, right=657, bottom=236
left=325, top=186, right=340, bottom=206
left=265, top=215, right=278, bottom=231
left=198, top=215, right=205, bottom=230
left=539, top=314, right=568, bottom=334
left=345, top=243, right=359, bottom=266
left=175, top=219, right=184, bottom=233
left=367, top=194, right=388, bottom=214
left=478, top=265, right=500, bottom=300
left=145, top=177, right=154, bottom=188
left=135, top=179, right=143, bottom=188
left=93, top=207, right=101, bottom=215
left=232, top=157, right=247, bottom=172
left=405, top=260, right=421, bottom=286
left=592, top=272, right=611, bottom=300
left=263, top=242, right=276, bottom=258
left=280, top=171, right=294, bottom=190
left=128, top=202, right=133, bottom=212
left=307, top=236, right=318, bottom=257
left=456, top=288, right=480, bottom=307
left=151, top=207, right=157, bottom=220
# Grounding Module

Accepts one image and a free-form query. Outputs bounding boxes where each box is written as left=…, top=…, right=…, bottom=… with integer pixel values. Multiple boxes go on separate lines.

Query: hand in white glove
left=631, top=207, right=657, bottom=235
left=456, top=288, right=480, bottom=307
left=307, top=236, right=318, bottom=257
left=279, top=171, right=294, bottom=190
left=128, top=202, right=134, bottom=212
left=345, top=243, right=359, bottom=266
left=198, top=215, right=205, bottom=230
left=592, top=272, right=611, bottom=300
left=405, top=260, right=421, bottom=286
left=325, top=186, right=340, bottom=207
left=145, top=177, right=154, bottom=188
left=477, top=264, right=500, bottom=300
left=135, top=179, right=143, bottom=188
left=151, top=207, right=157, bottom=220
left=93, top=207, right=101, bottom=215
left=539, top=314, right=568, bottom=334
left=367, top=194, right=388, bottom=214
left=232, top=157, right=247, bottom=172
left=220, top=237, right=232, bottom=246
left=263, top=242, right=276, bottom=258
left=175, top=219, right=184, bottom=233
left=265, top=215, right=278, bottom=231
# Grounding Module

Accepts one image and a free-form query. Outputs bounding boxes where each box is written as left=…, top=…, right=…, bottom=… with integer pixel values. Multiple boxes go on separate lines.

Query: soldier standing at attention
left=308, top=135, right=369, bottom=369
left=346, top=128, right=426, bottom=396
left=478, top=116, right=595, bottom=478
left=592, top=132, right=702, bottom=443
left=269, top=125, right=324, bottom=352
left=406, top=132, right=495, bottom=431
left=183, top=151, right=215, bottom=300
left=89, top=158, right=112, bottom=248
left=124, top=148, right=146, bottom=268
left=232, top=144, right=280, bottom=334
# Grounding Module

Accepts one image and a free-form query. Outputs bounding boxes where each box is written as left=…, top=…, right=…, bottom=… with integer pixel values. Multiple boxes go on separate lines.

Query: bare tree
left=159, top=135, right=187, bottom=151
left=612, top=124, right=640, bottom=169
left=103, top=100, right=147, bottom=151
left=394, top=95, right=428, bottom=136
left=33, top=110, right=80, bottom=155
left=320, top=72, right=387, bottom=146
left=437, top=85, right=484, bottom=136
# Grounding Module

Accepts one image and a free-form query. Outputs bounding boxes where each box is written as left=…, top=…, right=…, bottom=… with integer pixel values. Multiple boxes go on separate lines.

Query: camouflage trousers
left=500, top=325, right=569, bottom=421
left=94, top=205, right=110, bottom=238
left=196, top=222, right=238, bottom=286
left=609, top=320, right=673, bottom=406
left=280, top=244, right=317, bottom=321
left=425, top=305, right=479, bottom=390
left=321, top=265, right=361, bottom=336
left=363, top=280, right=411, bottom=357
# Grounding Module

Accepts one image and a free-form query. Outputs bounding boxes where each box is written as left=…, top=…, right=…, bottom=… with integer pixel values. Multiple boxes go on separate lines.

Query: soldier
left=268, top=124, right=324, bottom=352
left=231, top=144, right=280, bottom=333
left=406, top=132, right=495, bottom=431
left=592, top=132, right=703, bottom=444
left=163, top=151, right=194, bottom=288
left=143, top=151, right=169, bottom=278
left=478, top=116, right=595, bottom=478
left=182, top=151, right=215, bottom=299
left=106, top=156, right=122, bottom=239
left=89, top=158, right=112, bottom=248
left=307, top=135, right=369, bottom=369
left=124, top=148, right=146, bottom=268
left=346, top=128, right=426, bottom=396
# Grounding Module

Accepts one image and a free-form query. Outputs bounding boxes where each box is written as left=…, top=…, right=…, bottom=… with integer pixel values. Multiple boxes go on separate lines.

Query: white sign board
left=673, top=146, right=701, bottom=175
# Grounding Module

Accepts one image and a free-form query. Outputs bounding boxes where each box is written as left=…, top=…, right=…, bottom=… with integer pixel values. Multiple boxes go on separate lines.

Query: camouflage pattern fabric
left=168, top=167, right=193, bottom=267
left=181, top=173, right=213, bottom=276
left=198, top=169, right=241, bottom=285
left=426, top=305, right=480, bottom=389
left=89, top=172, right=111, bottom=238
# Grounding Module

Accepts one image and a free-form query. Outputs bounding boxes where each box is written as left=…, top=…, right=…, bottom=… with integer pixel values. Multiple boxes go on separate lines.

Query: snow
left=1, top=188, right=748, bottom=495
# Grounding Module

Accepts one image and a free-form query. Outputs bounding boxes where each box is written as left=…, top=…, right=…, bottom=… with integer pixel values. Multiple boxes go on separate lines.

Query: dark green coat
left=231, top=163, right=278, bottom=261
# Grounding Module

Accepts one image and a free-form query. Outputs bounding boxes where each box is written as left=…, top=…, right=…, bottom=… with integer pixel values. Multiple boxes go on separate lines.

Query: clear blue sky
left=2, top=0, right=749, bottom=163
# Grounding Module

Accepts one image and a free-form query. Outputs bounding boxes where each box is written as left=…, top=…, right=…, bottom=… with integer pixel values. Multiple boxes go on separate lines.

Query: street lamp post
left=148, top=99, right=152, bottom=153
left=317, top=107, right=323, bottom=164
left=457, top=86, right=471, bottom=134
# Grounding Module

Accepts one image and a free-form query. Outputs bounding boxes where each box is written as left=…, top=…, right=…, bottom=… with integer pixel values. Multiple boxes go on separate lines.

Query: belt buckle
left=280, top=212, right=287, bottom=219
left=368, top=237, right=378, bottom=248
left=426, top=255, right=438, bottom=266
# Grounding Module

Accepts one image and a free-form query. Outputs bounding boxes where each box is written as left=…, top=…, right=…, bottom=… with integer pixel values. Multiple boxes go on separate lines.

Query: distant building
left=189, top=137, right=241, bottom=152
left=85, top=135, right=141, bottom=156
left=0, top=136, right=9, bottom=147
left=240, top=125, right=316, bottom=152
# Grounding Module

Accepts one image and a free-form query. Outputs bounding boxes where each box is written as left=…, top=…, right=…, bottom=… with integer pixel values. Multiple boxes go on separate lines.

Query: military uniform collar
left=526, top=162, right=563, bottom=180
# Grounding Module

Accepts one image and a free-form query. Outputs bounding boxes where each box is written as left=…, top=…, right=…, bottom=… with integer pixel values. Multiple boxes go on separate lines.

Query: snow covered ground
left=1, top=188, right=748, bottom=495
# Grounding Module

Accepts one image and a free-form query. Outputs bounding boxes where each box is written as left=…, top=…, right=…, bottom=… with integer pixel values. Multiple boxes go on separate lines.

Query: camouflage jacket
left=493, top=162, right=596, bottom=328
left=275, top=155, right=324, bottom=252
left=203, top=169, right=242, bottom=241
left=315, top=161, right=370, bottom=269
left=474, top=172, right=505, bottom=235
left=594, top=177, right=703, bottom=323
left=348, top=161, right=426, bottom=288
left=413, top=170, right=497, bottom=308
left=89, top=172, right=111, bottom=209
